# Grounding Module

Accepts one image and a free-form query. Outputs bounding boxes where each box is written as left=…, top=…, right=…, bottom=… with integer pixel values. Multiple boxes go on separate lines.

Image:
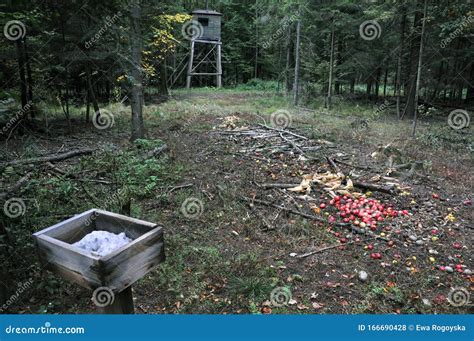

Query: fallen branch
left=0, top=172, right=33, bottom=200
left=296, top=241, right=355, bottom=258
left=167, top=183, right=193, bottom=194
left=143, top=144, right=168, bottom=160
left=241, top=196, right=350, bottom=227
left=326, top=157, right=341, bottom=173
left=259, top=182, right=299, bottom=189
left=352, top=181, right=395, bottom=194
left=2, top=148, right=94, bottom=167
left=296, top=236, right=378, bottom=258
left=278, top=132, right=304, bottom=155
left=257, top=123, right=308, bottom=140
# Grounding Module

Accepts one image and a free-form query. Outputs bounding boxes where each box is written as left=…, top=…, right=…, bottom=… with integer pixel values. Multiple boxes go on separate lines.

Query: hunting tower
left=186, top=8, right=223, bottom=88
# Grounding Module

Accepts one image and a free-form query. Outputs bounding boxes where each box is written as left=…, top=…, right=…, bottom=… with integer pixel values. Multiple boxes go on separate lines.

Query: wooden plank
left=216, top=43, right=222, bottom=88
left=34, top=209, right=96, bottom=243
left=100, top=226, right=165, bottom=292
left=194, top=39, right=221, bottom=45
left=35, top=235, right=102, bottom=290
left=190, top=72, right=222, bottom=76
left=94, top=210, right=156, bottom=240
left=186, top=40, right=195, bottom=89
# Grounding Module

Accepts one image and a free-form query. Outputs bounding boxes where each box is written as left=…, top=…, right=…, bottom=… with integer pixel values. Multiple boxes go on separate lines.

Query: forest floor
left=1, top=88, right=472, bottom=314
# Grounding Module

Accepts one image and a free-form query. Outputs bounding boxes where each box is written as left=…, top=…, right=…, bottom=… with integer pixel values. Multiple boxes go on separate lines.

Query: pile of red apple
left=322, top=195, right=410, bottom=231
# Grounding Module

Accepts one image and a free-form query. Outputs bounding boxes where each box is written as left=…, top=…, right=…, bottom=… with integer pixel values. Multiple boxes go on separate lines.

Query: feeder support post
left=98, top=287, right=134, bottom=314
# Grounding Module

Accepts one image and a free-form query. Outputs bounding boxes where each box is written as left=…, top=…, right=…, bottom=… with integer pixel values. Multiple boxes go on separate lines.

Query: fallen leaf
left=288, top=299, right=297, bottom=305
left=312, top=302, right=324, bottom=309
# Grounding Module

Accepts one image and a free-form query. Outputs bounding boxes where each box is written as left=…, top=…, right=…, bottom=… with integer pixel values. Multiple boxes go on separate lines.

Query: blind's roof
left=192, top=9, right=222, bottom=16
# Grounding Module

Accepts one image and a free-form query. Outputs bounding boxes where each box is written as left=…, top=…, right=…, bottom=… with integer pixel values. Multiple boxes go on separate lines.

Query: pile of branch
left=216, top=123, right=405, bottom=239
left=214, top=124, right=318, bottom=158
left=1, top=148, right=95, bottom=199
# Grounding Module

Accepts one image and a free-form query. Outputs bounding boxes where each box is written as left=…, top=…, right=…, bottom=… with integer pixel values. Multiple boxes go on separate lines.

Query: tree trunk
left=254, top=3, right=259, bottom=79
left=396, top=3, right=407, bottom=118
left=24, top=37, right=34, bottom=112
left=334, top=37, right=342, bottom=95
left=16, top=39, right=28, bottom=108
left=285, top=26, right=293, bottom=97
left=86, top=66, right=100, bottom=115
left=293, top=13, right=301, bottom=106
left=431, top=61, right=444, bottom=102
left=412, top=0, right=428, bottom=137
left=158, top=60, right=169, bottom=98
left=130, top=0, right=145, bottom=141
left=466, top=63, right=474, bottom=105
left=374, top=67, right=381, bottom=100
left=326, top=27, right=335, bottom=109
left=86, top=84, right=91, bottom=123
left=402, top=3, right=422, bottom=119
left=382, top=66, right=388, bottom=98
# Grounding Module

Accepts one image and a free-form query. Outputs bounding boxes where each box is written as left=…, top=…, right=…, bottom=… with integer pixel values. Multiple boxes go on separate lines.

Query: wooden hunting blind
left=192, top=9, right=222, bottom=41
left=33, top=209, right=165, bottom=313
left=186, top=9, right=223, bottom=89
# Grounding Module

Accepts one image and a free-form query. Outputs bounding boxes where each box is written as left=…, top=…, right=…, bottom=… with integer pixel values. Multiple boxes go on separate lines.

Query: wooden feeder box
left=33, top=209, right=165, bottom=313
left=192, top=9, right=222, bottom=42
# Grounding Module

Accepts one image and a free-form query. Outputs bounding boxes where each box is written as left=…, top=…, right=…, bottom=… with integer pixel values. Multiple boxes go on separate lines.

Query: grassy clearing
left=1, top=86, right=471, bottom=314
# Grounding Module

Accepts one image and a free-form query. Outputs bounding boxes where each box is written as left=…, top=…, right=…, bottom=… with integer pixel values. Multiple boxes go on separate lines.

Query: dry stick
left=257, top=123, right=308, bottom=140
left=326, top=156, right=341, bottom=173
left=0, top=172, right=33, bottom=200
left=352, top=181, right=395, bottom=195
left=259, top=182, right=299, bottom=189
left=142, top=144, right=168, bottom=160
left=296, top=236, right=379, bottom=258
left=2, top=148, right=94, bottom=167
left=278, top=132, right=304, bottom=155
left=167, top=183, right=193, bottom=194
left=241, top=196, right=350, bottom=228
